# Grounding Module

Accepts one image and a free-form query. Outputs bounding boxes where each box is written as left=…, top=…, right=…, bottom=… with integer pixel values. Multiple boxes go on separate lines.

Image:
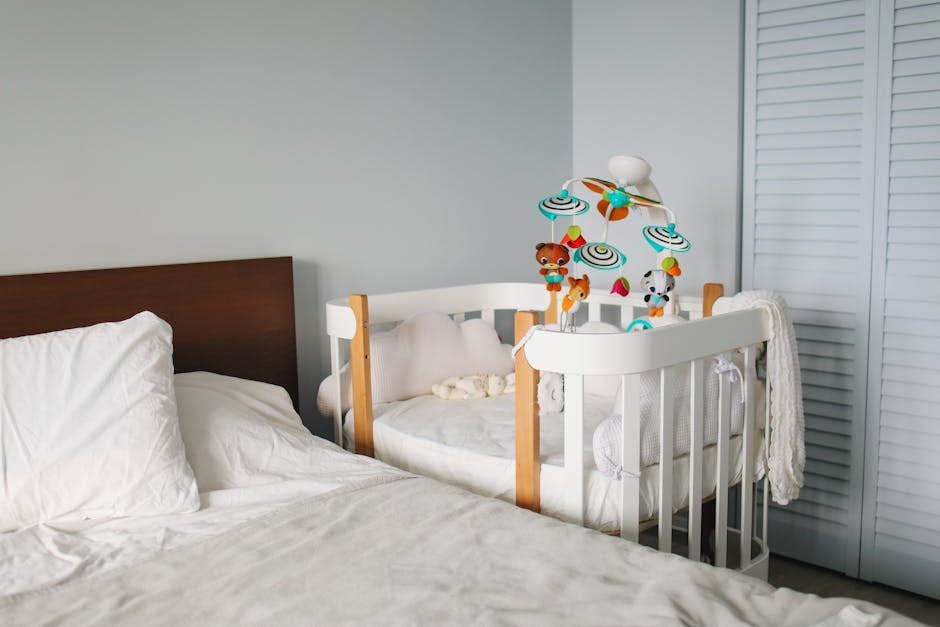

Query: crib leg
left=701, top=500, right=717, bottom=564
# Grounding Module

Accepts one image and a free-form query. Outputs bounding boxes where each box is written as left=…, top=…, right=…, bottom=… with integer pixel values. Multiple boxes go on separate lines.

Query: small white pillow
left=317, top=312, right=513, bottom=416
left=175, top=372, right=324, bottom=491
left=0, top=312, right=199, bottom=531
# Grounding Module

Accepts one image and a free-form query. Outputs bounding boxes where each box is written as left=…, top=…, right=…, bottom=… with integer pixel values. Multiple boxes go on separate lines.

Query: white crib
left=325, top=282, right=774, bottom=578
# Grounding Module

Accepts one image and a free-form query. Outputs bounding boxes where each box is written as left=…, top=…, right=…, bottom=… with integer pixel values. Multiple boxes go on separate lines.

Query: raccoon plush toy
left=640, top=269, right=676, bottom=317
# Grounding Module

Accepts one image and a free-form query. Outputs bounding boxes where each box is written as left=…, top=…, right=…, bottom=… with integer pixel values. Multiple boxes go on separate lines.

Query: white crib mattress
left=344, top=394, right=764, bottom=532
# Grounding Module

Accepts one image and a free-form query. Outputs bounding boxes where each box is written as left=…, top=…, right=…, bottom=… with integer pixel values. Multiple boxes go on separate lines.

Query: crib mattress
left=344, top=394, right=764, bottom=532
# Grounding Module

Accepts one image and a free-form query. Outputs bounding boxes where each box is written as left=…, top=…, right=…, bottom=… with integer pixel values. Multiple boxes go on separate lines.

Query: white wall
left=0, top=0, right=572, bottom=437
left=571, top=0, right=742, bottom=294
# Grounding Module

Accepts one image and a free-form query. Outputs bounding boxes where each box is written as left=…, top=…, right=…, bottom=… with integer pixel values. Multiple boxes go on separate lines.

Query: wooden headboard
left=0, top=257, right=298, bottom=406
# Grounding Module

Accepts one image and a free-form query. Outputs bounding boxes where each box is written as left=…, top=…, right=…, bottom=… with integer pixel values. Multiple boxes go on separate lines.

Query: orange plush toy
left=535, top=243, right=570, bottom=292
left=561, top=274, right=590, bottom=331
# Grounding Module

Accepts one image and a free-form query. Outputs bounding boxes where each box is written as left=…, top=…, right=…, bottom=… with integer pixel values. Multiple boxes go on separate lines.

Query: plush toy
left=431, top=373, right=515, bottom=400
left=560, top=225, right=586, bottom=249
left=640, top=269, right=676, bottom=317
left=561, top=274, right=590, bottom=332
left=535, top=242, right=570, bottom=292
left=610, top=276, right=630, bottom=297
left=662, top=256, right=681, bottom=276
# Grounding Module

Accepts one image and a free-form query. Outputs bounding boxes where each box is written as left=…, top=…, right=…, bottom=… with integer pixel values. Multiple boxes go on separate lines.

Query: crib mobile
left=536, top=155, right=692, bottom=330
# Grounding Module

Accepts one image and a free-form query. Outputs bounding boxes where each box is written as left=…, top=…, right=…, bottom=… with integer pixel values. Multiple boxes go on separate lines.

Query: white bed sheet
left=0, top=438, right=401, bottom=596
left=344, top=394, right=764, bottom=531
left=1, top=469, right=919, bottom=627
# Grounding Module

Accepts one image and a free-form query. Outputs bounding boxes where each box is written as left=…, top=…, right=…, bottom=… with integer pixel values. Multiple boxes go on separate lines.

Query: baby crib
left=324, top=282, right=773, bottom=578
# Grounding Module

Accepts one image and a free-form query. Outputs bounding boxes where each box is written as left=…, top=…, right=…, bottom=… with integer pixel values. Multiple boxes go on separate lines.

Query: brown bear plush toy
left=535, top=242, right=570, bottom=292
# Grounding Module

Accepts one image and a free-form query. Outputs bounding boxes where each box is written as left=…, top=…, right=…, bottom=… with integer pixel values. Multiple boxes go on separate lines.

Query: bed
left=0, top=258, right=919, bottom=626
left=321, top=282, right=806, bottom=577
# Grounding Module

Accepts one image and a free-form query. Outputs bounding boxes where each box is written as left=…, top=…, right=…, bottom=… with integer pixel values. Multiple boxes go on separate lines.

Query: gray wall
left=0, top=1, right=572, bottom=437
left=571, top=0, right=742, bottom=293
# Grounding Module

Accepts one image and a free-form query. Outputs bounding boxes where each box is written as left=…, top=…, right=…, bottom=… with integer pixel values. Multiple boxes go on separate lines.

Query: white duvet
left=0, top=464, right=920, bottom=626
left=0, top=436, right=399, bottom=596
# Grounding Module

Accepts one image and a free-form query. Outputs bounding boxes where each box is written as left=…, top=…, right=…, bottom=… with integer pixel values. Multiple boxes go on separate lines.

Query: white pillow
left=175, top=372, right=323, bottom=491
left=0, top=312, right=199, bottom=531
left=317, top=312, right=513, bottom=417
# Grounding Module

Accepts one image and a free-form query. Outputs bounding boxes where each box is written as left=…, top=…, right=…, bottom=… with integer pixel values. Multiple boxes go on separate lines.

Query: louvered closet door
left=861, top=0, right=940, bottom=599
left=742, top=0, right=874, bottom=574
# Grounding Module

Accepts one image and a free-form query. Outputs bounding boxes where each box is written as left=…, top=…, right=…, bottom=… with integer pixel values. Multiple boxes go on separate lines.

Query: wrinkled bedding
left=0, top=451, right=921, bottom=626
left=0, top=439, right=398, bottom=596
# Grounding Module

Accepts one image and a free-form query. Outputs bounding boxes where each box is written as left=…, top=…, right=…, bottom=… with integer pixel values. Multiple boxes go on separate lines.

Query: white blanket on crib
left=713, top=290, right=805, bottom=505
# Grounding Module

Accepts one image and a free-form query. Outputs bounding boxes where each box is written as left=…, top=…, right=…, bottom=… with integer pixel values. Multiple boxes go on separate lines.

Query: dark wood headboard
left=0, top=257, right=298, bottom=406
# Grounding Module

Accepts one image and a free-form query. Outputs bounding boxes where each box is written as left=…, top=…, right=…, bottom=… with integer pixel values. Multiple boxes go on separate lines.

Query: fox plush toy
left=561, top=274, right=590, bottom=331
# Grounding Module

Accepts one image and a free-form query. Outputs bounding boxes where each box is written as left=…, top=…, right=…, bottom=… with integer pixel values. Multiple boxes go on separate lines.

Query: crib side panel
left=524, top=309, right=771, bottom=568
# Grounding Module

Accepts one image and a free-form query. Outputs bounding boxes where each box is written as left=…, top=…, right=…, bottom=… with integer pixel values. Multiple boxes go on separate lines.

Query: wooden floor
left=769, top=555, right=940, bottom=626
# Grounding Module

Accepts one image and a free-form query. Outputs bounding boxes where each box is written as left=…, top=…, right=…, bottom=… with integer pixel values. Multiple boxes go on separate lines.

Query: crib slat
left=658, top=366, right=675, bottom=553
left=588, top=302, right=601, bottom=322
left=620, top=374, right=642, bottom=542
left=620, top=307, right=631, bottom=331
left=763, top=477, right=769, bottom=550
left=453, top=312, right=465, bottom=324
left=740, top=344, right=757, bottom=569
left=763, top=382, right=771, bottom=550
left=330, top=335, right=343, bottom=447
left=564, top=374, right=585, bottom=526
left=688, top=358, right=705, bottom=561
left=481, top=309, right=495, bottom=325
left=715, top=372, right=731, bottom=567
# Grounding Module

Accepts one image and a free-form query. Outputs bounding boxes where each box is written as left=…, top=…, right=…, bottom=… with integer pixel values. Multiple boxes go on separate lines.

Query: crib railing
left=325, top=283, right=561, bottom=452
left=515, top=306, right=773, bottom=574
left=325, top=282, right=715, bottom=453
left=325, top=281, right=771, bottom=573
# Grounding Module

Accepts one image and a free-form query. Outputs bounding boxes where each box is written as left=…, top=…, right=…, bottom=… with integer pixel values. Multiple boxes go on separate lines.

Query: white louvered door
left=745, top=0, right=940, bottom=595
left=861, top=0, right=940, bottom=599
left=742, top=0, right=874, bottom=575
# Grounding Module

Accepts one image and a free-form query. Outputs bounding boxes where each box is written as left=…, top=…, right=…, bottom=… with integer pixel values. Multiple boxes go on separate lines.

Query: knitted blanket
left=714, top=290, right=805, bottom=505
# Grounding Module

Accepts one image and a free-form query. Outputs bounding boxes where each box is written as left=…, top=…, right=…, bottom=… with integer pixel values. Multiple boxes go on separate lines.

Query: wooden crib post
left=515, top=311, right=541, bottom=512
left=349, top=294, right=374, bottom=458
left=703, top=283, right=724, bottom=317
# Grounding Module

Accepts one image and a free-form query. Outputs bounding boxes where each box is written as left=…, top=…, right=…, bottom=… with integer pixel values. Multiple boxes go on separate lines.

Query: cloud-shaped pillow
left=317, top=312, right=513, bottom=417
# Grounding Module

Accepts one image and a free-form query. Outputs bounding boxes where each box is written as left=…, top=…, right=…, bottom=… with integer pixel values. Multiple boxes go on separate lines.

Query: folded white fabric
left=538, top=372, right=564, bottom=414
left=713, top=290, right=805, bottom=505
left=430, top=374, right=515, bottom=400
